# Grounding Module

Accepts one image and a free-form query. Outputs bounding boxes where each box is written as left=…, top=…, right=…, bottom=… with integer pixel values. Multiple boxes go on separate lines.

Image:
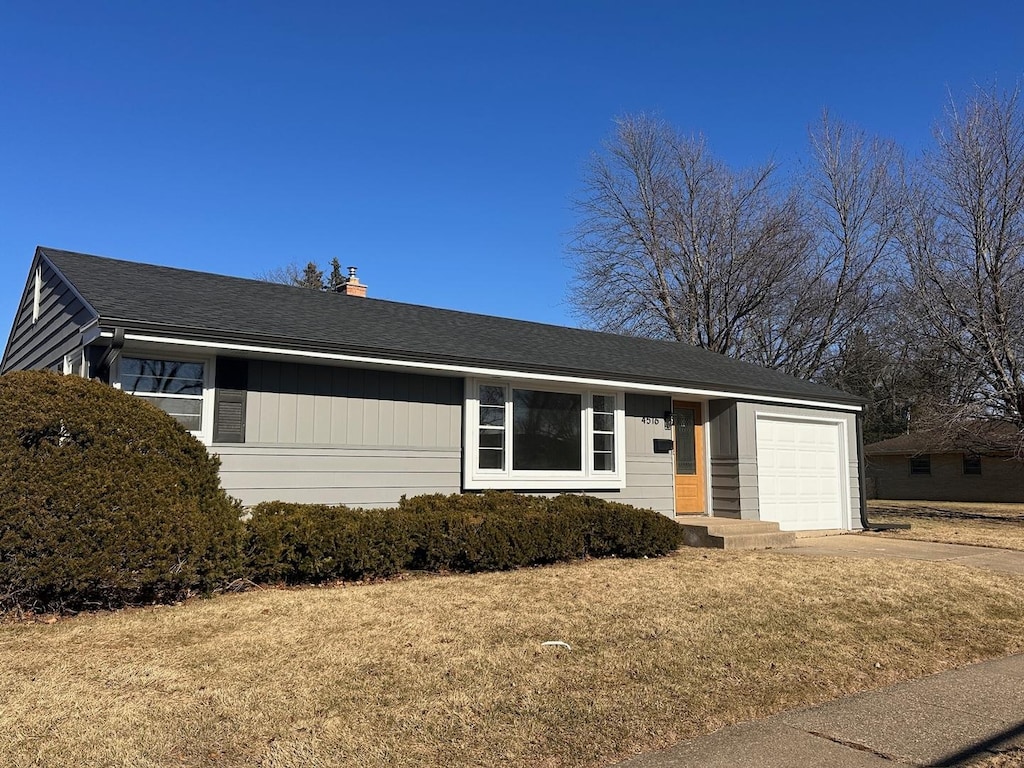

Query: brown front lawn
left=2, top=550, right=1023, bottom=768
left=868, top=500, right=1024, bottom=551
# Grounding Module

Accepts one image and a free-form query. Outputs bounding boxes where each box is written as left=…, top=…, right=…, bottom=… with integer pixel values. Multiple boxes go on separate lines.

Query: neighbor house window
left=963, top=454, right=982, bottom=475
left=119, top=357, right=207, bottom=434
left=909, top=455, right=931, bottom=475
left=466, top=380, right=624, bottom=489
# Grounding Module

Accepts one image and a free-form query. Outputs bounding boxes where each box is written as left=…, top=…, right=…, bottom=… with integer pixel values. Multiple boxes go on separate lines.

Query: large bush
left=245, top=502, right=410, bottom=584
left=0, top=370, right=244, bottom=612
left=244, top=491, right=684, bottom=583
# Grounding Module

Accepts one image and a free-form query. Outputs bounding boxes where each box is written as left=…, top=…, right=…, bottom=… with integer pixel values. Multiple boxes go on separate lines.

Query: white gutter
left=107, top=330, right=864, bottom=413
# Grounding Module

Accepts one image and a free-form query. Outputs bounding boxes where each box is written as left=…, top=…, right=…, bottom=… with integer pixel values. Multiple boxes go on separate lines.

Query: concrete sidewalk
left=617, top=654, right=1024, bottom=767
left=779, top=534, right=1024, bottom=575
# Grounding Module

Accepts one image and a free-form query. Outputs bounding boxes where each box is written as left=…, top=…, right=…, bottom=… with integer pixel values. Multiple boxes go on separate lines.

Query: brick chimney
left=338, top=266, right=367, bottom=297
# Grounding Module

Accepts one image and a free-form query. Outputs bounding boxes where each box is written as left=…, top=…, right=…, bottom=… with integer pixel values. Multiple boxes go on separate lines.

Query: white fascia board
left=111, top=331, right=864, bottom=413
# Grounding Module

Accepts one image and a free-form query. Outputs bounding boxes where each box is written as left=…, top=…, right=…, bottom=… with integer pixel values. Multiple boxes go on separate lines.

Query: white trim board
left=107, top=331, right=864, bottom=413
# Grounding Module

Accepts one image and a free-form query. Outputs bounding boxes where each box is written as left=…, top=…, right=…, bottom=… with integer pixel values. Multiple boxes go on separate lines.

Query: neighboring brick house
left=864, top=428, right=1024, bottom=503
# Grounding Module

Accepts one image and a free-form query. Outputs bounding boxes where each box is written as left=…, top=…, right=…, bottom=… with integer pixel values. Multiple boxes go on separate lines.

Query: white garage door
left=755, top=417, right=845, bottom=531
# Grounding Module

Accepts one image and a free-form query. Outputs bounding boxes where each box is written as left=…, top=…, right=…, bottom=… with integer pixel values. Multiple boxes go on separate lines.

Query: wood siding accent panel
left=708, top=399, right=738, bottom=460
left=867, top=453, right=1024, bottom=503
left=2, top=259, right=95, bottom=373
left=244, top=360, right=463, bottom=449
left=215, top=445, right=461, bottom=508
left=709, top=457, right=759, bottom=519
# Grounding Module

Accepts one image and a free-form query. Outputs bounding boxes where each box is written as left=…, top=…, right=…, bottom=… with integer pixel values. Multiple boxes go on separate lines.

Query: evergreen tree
left=298, top=261, right=325, bottom=290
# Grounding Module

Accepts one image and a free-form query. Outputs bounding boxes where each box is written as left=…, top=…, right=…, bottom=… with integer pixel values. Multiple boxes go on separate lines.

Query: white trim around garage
left=753, top=410, right=852, bottom=531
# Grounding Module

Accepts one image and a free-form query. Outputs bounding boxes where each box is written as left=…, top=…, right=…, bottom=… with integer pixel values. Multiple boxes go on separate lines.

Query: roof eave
left=92, top=317, right=865, bottom=409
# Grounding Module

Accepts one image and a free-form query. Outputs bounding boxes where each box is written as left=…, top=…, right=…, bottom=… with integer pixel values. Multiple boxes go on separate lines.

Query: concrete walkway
left=617, top=654, right=1024, bottom=767
left=780, top=533, right=1024, bottom=575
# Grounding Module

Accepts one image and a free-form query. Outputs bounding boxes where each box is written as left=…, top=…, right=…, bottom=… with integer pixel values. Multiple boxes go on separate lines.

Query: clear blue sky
left=2, top=1, right=1022, bottom=338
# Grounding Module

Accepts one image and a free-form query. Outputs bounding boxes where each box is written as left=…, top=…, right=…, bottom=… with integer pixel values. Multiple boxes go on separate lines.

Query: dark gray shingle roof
left=42, top=247, right=862, bottom=406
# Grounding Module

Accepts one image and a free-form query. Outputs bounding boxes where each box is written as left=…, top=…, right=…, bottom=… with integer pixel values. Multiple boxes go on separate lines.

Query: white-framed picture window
left=465, top=379, right=625, bottom=490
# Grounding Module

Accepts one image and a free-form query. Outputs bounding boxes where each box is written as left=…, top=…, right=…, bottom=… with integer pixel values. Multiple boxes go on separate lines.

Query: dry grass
left=869, top=500, right=1024, bottom=551
left=2, top=550, right=1024, bottom=768
left=967, top=748, right=1024, bottom=767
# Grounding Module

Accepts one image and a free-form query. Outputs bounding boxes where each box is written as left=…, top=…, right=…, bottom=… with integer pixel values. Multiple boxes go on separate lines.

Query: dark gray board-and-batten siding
left=2, top=259, right=94, bottom=374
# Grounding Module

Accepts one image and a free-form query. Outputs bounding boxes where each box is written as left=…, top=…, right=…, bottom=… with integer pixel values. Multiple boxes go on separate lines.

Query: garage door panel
left=756, top=417, right=844, bottom=531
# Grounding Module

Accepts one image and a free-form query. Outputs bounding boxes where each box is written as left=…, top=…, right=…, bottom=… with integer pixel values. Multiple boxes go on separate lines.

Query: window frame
left=463, top=378, right=626, bottom=490
left=962, top=454, right=982, bottom=475
left=114, top=353, right=216, bottom=443
left=909, top=454, right=931, bottom=475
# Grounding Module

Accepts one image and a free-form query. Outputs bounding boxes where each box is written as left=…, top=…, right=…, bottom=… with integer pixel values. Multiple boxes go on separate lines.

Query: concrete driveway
left=780, top=533, right=1024, bottom=574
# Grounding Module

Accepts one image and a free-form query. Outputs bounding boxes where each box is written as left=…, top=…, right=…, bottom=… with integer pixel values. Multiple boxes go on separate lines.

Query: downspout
left=856, top=410, right=869, bottom=530
left=93, top=327, right=125, bottom=382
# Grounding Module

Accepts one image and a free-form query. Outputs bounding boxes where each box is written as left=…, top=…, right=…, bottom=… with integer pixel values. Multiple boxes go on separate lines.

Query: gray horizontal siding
left=596, top=457, right=674, bottom=513
left=215, top=445, right=461, bottom=508
left=245, top=360, right=462, bottom=448
left=2, top=258, right=94, bottom=373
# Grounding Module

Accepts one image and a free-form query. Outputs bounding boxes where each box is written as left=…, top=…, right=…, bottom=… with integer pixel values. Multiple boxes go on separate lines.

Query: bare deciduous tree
left=897, top=86, right=1024, bottom=454
left=569, top=115, right=812, bottom=365
left=569, top=113, right=897, bottom=381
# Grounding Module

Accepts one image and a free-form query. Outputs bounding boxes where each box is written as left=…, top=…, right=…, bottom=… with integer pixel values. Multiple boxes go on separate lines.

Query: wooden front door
left=673, top=401, right=706, bottom=515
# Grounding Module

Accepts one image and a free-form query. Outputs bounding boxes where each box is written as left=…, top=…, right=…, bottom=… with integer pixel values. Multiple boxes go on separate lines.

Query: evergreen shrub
left=245, top=502, right=410, bottom=583
left=0, top=370, right=244, bottom=612
left=244, top=491, right=684, bottom=583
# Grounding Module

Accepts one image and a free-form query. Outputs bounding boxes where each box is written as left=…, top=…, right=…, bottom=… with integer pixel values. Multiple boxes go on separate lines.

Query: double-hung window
left=119, top=356, right=210, bottom=438
left=466, top=380, right=625, bottom=489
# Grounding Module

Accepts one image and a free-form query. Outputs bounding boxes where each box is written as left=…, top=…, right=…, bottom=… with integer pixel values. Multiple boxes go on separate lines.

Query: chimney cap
left=335, top=265, right=368, bottom=297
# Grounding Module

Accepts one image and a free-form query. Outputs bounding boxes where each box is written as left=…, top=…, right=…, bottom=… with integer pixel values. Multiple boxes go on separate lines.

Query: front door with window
left=673, top=401, right=705, bottom=515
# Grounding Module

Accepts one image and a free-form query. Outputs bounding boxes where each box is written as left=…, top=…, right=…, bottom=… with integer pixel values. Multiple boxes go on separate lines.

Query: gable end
left=1, top=250, right=100, bottom=373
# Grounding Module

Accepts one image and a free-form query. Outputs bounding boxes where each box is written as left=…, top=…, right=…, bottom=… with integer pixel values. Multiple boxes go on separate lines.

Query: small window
left=120, top=357, right=206, bottom=433
left=478, top=385, right=506, bottom=470
left=963, top=455, right=982, bottom=475
left=909, top=455, right=931, bottom=475
left=592, top=394, right=616, bottom=472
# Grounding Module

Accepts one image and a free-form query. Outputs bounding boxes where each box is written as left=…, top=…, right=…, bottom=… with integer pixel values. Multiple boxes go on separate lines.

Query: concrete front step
left=677, top=516, right=797, bottom=550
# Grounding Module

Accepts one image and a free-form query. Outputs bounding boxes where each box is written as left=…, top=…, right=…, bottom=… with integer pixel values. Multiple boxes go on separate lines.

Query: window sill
left=464, top=476, right=625, bottom=491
